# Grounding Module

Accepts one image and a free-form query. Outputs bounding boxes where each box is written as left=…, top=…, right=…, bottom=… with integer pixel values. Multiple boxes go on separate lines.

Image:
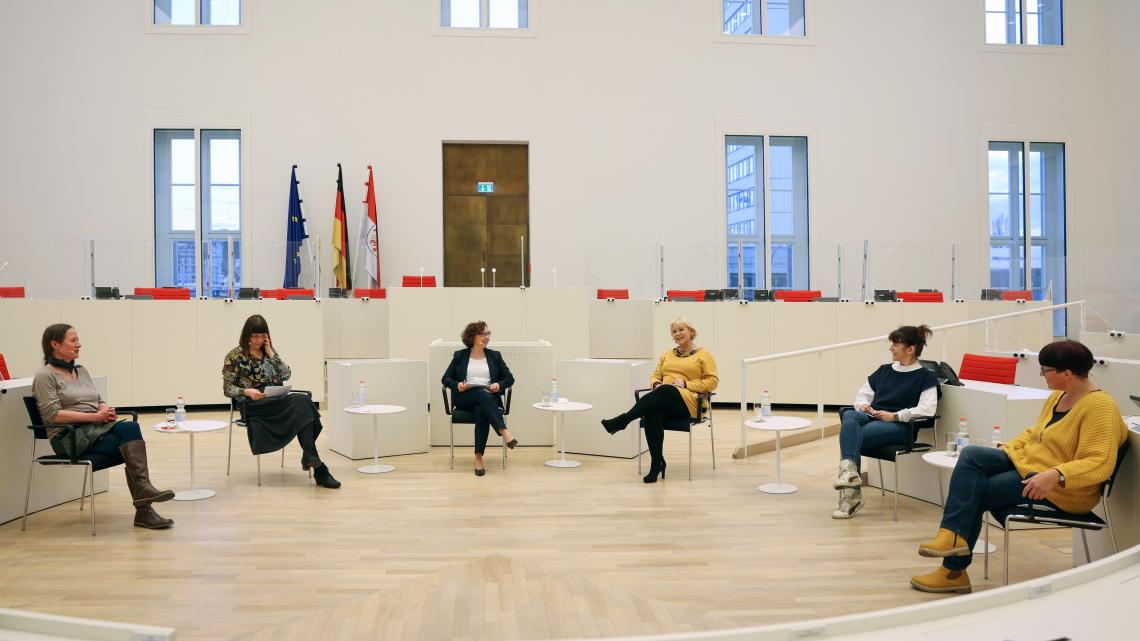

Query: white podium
left=428, top=340, right=554, bottom=447
left=556, top=358, right=651, bottom=458
left=325, top=359, right=428, bottom=460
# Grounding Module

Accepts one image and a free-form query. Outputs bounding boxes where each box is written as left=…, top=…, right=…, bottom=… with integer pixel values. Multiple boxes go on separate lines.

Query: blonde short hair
left=669, top=317, right=697, bottom=340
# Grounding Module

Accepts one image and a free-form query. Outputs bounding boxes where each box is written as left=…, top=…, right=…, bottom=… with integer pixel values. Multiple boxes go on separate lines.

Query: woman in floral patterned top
left=222, top=314, right=340, bottom=489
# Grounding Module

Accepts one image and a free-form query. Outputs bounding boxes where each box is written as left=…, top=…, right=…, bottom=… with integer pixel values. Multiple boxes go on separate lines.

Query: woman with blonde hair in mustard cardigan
left=911, top=339, right=1127, bottom=594
left=600, top=317, right=719, bottom=483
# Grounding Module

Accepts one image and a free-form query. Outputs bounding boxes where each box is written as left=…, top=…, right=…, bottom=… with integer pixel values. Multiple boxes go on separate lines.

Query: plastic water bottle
left=355, top=380, right=366, bottom=407
left=760, top=390, right=772, bottom=418
left=174, top=396, right=186, bottom=426
left=550, top=377, right=559, bottom=403
left=956, top=417, right=970, bottom=450
left=991, top=424, right=1004, bottom=448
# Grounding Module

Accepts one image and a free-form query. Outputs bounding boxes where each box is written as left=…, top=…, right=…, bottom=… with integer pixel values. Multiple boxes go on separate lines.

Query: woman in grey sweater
left=32, top=324, right=174, bottom=529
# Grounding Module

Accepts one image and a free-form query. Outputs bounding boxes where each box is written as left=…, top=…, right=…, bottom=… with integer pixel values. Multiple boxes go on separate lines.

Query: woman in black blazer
left=441, top=320, right=518, bottom=475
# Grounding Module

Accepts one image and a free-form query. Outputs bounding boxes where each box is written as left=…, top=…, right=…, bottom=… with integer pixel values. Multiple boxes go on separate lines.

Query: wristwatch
left=1055, top=469, right=1066, bottom=485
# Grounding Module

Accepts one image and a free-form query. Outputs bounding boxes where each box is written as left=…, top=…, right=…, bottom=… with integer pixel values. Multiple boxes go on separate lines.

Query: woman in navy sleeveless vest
left=832, top=325, right=938, bottom=519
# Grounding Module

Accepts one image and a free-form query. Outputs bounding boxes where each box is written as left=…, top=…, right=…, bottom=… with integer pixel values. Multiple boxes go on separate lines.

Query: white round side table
left=534, top=401, right=593, bottom=468
left=151, top=419, right=228, bottom=500
left=744, top=415, right=812, bottom=494
left=922, top=448, right=997, bottom=554
left=344, top=404, right=407, bottom=474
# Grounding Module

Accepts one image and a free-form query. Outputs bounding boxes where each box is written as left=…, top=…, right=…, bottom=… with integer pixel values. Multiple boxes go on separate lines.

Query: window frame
left=150, top=114, right=249, bottom=298
left=982, top=132, right=1069, bottom=334
left=433, top=0, right=538, bottom=38
left=147, top=0, right=251, bottom=35
left=981, top=0, right=1064, bottom=50
left=721, top=130, right=812, bottom=291
left=716, top=0, right=813, bottom=46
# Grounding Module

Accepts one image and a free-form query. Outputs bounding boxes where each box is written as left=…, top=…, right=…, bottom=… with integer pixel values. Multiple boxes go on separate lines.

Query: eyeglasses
left=1039, top=367, right=1057, bottom=374
left=478, top=331, right=492, bottom=337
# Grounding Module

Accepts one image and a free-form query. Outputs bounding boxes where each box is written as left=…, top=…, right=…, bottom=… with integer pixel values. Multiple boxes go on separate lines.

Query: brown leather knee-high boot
left=119, top=440, right=175, bottom=506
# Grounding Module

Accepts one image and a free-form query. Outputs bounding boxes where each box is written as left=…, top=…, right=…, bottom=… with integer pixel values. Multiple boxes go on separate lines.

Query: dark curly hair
left=1038, top=339, right=1094, bottom=378
left=461, top=320, right=488, bottom=348
left=888, top=324, right=933, bottom=357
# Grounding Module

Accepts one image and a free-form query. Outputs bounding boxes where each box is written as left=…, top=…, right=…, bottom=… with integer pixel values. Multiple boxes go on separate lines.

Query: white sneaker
left=831, top=489, right=865, bottom=519
left=833, top=459, right=861, bottom=489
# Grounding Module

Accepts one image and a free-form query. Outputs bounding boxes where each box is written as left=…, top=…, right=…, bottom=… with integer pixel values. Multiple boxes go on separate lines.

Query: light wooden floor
left=0, top=408, right=1075, bottom=641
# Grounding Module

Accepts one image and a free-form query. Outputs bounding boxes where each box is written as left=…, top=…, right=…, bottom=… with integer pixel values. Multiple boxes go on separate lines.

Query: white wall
left=0, top=1, right=1134, bottom=329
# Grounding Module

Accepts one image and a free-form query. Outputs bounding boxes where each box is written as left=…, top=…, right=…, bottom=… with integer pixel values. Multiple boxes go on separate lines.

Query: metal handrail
left=738, top=300, right=1085, bottom=451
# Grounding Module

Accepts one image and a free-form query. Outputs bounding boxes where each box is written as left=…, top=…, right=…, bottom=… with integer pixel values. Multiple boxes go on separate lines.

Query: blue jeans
left=85, top=421, right=143, bottom=458
left=838, top=410, right=909, bottom=471
left=939, top=445, right=1057, bottom=571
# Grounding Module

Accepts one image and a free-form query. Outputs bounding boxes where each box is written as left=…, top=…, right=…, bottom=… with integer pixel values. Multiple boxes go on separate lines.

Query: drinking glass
left=540, top=392, right=551, bottom=407
left=945, top=434, right=957, bottom=453
left=165, top=408, right=176, bottom=426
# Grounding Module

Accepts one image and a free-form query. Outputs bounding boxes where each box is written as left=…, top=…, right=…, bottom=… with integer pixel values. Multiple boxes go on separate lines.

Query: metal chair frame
left=227, top=393, right=313, bottom=486
left=441, top=386, right=513, bottom=471
left=21, top=396, right=136, bottom=536
left=838, top=406, right=940, bottom=521
left=984, top=441, right=1130, bottom=584
left=634, top=389, right=715, bottom=481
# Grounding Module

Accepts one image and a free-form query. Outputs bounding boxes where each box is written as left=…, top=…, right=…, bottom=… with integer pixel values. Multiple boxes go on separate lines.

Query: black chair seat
left=990, top=504, right=1106, bottom=529
left=862, top=441, right=933, bottom=462
left=450, top=409, right=480, bottom=424
left=34, top=452, right=122, bottom=471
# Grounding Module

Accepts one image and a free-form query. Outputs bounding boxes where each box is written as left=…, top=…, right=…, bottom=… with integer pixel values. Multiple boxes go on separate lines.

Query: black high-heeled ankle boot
left=643, top=458, right=666, bottom=484
left=601, top=415, right=629, bottom=434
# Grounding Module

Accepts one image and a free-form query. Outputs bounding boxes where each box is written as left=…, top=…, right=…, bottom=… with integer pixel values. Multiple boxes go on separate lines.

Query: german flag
left=331, top=164, right=351, bottom=289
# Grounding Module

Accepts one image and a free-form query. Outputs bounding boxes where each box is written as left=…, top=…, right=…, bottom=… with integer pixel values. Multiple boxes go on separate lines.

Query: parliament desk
left=325, top=359, right=428, bottom=460
left=427, top=340, right=554, bottom=447
left=0, top=297, right=1050, bottom=407
left=1, top=376, right=110, bottom=525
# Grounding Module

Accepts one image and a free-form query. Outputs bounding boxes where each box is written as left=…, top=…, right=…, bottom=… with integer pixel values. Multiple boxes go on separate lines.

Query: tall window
left=988, top=141, right=1066, bottom=330
left=723, top=1, right=805, bottom=36
left=154, top=0, right=242, bottom=26
left=442, top=0, right=528, bottom=29
left=725, top=136, right=809, bottom=289
left=985, top=0, right=1062, bottom=45
left=154, top=129, right=242, bottom=297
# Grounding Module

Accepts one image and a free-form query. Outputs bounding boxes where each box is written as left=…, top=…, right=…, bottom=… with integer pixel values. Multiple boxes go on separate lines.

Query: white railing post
left=740, top=362, right=748, bottom=459
left=816, top=351, right=824, bottom=439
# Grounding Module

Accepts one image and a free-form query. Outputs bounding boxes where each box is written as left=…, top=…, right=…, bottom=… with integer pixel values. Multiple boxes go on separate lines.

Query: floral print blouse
left=222, top=347, right=292, bottom=399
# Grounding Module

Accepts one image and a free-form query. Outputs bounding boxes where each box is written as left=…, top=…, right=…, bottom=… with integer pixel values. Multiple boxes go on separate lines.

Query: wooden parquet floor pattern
left=0, top=408, right=1074, bottom=641
left=232, top=554, right=739, bottom=641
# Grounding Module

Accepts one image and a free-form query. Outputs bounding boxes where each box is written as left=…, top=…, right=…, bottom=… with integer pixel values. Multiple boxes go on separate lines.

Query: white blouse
left=466, top=357, right=492, bottom=387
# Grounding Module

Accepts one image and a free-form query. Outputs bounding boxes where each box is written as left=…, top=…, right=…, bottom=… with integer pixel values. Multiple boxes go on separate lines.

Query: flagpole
left=350, top=193, right=367, bottom=292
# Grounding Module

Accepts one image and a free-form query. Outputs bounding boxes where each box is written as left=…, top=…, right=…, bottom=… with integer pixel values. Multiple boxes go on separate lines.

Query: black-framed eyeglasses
left=1039, top=366, right=1057, bottom=374
left=478, top=331, right=492, bottom=337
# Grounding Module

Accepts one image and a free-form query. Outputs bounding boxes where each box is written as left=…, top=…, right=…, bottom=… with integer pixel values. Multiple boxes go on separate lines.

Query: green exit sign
left=477, top=181, right=495, bottom=193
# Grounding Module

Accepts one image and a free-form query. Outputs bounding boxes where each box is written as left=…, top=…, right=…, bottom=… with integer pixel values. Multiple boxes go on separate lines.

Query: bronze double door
left=442, top=143, right=529, bottom=287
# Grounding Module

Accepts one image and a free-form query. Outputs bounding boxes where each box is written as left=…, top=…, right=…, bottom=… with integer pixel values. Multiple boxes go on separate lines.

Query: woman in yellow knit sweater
left=911, top=340, right=1127, bottom=594
left=600, top=318, right=719, bottom=483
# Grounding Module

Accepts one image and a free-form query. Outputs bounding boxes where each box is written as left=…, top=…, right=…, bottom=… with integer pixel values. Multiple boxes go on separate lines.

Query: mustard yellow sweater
left=1003, top=390, right=1127, bottom=513
left=650, top=348, right=719, bottom=418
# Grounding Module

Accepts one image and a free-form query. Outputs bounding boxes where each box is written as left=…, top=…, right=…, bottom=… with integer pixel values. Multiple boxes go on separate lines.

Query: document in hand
left=263, top=385, right=293, bottom=398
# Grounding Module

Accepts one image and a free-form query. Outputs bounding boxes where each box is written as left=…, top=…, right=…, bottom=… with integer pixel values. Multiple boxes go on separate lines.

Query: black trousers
left=453, top=389, right=507, bottom=455
left=626, top=385, right=689, bottom=461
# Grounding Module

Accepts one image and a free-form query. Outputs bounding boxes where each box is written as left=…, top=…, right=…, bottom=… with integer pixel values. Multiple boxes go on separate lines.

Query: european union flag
left=284, top=165, right=308, bottom=288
